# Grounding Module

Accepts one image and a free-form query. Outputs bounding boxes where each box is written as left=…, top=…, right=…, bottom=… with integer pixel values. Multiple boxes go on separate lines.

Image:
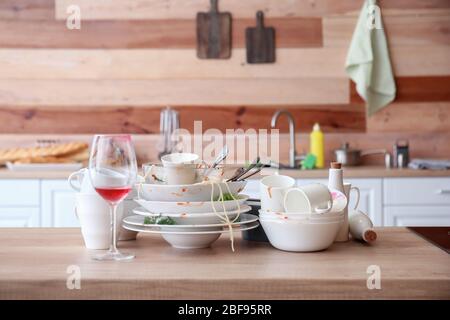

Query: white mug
left=75, top=193, right=130, bottom=249
left=259, top=175, right=296, bottom=212
left=284, top=183, right=332, bottom=214
left=68, top=168, right=95, bottom=194
left=160, top=153, right=199, bottom=185
left=344, top=183, right=360, bottom=210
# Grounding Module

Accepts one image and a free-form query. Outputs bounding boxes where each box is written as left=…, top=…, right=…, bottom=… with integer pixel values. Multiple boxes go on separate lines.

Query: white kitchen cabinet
left=242, top=179, right=260, bottom=199
left=0, top=179, right=41, bottom=227
left=384, top=178, right=450, bottom=205
left=383, top=178, right=450, bottom=226
left=41, top=180, right=78, bottom=227
left=0, top=180, right=40, bottom=206
left=384, top=206, right=450, bottom=226
left=0, top=208, right=40, bottom=227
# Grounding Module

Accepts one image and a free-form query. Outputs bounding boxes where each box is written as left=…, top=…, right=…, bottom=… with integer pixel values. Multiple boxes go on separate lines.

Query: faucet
left=271, top=110, right=302, bottom=168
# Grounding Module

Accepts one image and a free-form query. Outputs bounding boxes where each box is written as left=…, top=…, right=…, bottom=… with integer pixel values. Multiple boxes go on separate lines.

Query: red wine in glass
left=95, top=187, right=131, bottom=203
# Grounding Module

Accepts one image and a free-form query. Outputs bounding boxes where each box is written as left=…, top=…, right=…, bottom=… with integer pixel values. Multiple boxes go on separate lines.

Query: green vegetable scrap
left=143, top=216, right=176, bottom=225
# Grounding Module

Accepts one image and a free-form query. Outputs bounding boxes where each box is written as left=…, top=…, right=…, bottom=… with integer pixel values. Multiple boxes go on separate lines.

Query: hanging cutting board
left=196, top=0, right=231, bottom=59
left=246, top=11, right=275, bottom=64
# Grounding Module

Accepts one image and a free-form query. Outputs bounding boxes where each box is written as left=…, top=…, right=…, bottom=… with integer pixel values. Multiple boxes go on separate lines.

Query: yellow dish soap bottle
left=310, top=123, right=324, bottom=168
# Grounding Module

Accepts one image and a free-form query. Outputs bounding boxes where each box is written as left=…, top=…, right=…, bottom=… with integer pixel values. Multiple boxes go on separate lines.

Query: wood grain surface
left=0, top=78, right=350, bottom=106
left=351, top=77, right=450, bottom=103
left=0, top=18, right=322, bottom=49
left=0, top=228, right=449, bottom=299
left=0, top=0, right=450, bottom=161
left=54, top=0, right=450, bottom=19
left=0, top=105, right=365, bottom=134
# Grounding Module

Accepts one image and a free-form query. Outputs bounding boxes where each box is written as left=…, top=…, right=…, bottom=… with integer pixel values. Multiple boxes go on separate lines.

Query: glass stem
left=109, top=204, right=119, bottom=254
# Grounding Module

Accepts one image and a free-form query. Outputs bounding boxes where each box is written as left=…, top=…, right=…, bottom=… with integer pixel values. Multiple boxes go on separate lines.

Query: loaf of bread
left=0, top=142, right=89, bottom=165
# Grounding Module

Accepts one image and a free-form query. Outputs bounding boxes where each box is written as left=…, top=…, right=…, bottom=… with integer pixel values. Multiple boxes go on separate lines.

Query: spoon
left=203, top=145, right=229, bottom=177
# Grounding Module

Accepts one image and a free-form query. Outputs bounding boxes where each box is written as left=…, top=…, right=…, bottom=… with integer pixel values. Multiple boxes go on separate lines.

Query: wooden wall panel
left=0, top=105, right=365, bottom=134
left=0, top=0, right=449, bottom=164
left=0, top=18, right=321, bottom=49
left=2, top=46, right=449, bottom=80
left=351, top=77, right=450, bottom=104
left=54, top=0, right=450, bottom=20
left=0, top=79, right=350, bottom=106
left=0, top=0, right=54, bottom=20
left=367, top=102, right=450, bottom=133
left=0, top=49, right=345, bottom=79
left=323, top=13, right=450, bottom=47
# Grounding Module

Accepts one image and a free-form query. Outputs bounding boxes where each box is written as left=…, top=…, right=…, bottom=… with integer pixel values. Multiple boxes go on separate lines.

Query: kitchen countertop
left=0, top=166, right=449, bottom=180
left=0, top=227, right=449, bottom=299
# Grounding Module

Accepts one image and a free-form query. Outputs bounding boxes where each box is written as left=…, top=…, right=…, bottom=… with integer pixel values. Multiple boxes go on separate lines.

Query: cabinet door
left=297, top=178, right=383, bottom=226
left=243, top=179, right=260, bottom=199
left=384, top=206, right=450, bottom=226
left=0, top=208, right=40, bottom=227
left=41, top=180, right=78, bottom=227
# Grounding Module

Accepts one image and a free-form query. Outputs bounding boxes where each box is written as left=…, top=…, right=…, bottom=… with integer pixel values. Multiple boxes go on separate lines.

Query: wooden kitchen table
left=0, top=228, right=449, bottom=300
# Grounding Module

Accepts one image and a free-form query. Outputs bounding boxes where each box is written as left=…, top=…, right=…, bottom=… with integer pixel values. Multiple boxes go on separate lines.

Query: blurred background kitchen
left=0, top=0, right=449, bottom=227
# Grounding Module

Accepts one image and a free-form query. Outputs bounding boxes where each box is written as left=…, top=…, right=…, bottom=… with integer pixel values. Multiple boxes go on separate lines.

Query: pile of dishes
left=121, top=153, right=259, bottom=249
left=258, top=175, right=348, bottom=252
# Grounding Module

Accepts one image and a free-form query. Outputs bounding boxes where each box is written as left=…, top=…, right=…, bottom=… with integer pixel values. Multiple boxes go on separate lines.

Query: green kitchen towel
left=345, top=0, right=396, bottom=116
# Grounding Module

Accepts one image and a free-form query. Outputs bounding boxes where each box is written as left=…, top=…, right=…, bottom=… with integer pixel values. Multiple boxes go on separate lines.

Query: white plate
left=6, top=162, right=82, bottom=172
left=135, top=180, right=247, bottom=202
left=123, top=221, right=259, bottom=249
left=123, top=221, right=260, bottom=235
left=133, top=205, right=252, bottom=225
left=123, top=213, right=258, bottom=228
left=134, top=194, right=249, bottom=214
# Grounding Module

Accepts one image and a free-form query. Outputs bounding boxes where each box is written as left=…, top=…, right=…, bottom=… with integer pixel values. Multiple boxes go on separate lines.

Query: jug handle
left=68, top=169, right=83, bottom=192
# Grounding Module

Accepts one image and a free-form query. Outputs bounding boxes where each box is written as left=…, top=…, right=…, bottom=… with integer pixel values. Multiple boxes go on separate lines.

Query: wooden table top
left=0, top=227, right=449, bottom=300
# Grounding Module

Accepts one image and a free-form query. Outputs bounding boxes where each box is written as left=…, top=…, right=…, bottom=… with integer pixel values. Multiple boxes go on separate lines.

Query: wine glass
left=88, top=134, right=138, bottom=261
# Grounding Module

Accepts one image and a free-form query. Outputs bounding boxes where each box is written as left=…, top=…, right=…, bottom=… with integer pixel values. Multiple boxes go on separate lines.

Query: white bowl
left=134, top=194, right=249, bottom=214
left=136, top=180, right=247, bottom=202
left=260, top=217, right=343, bottom=252
left=161, top=232, right=221, bottom=249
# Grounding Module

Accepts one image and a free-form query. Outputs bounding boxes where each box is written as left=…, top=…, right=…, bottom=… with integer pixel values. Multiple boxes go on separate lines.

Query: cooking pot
left=334, top=143, right=388, bottom=166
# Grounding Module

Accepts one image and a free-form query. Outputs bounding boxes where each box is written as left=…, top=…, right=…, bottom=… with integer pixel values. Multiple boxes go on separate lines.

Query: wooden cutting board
left=196, top=0, right=231, bottom=59
left=246, top=11, right=275, bottom=64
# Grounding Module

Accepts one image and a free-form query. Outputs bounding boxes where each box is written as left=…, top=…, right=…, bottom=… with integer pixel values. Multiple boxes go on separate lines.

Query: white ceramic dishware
left=259, top=210, right=344, bottom=223
left=160, top=152, right=199, bottom=185
left=133, top=205, right=251, bottom=225
left=136, top=180, right=247, bottom=202
left=122, top=221, right=260, bottom=249
left=284, top=183, right=332, bottom=214
left=68, top=168, right=96, bottom=194
left=260, top=217, right=343, bottom=252
left=259, top=175, right=296, bottom=212
left=75, top=193, right=124, bottom=250
left=134, top=194, right=249, bottom=214
left=123, top=213, right=258, bottom=228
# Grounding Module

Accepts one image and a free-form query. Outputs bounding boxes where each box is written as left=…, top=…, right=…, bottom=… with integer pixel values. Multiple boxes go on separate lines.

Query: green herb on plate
left=143, top=216, right=176, bottom=225
left=216, top=193, right=237, bottom=201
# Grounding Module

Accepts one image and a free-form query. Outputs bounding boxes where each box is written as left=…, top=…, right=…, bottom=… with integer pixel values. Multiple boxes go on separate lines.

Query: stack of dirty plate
left=122, top=165, right=259, bottom=249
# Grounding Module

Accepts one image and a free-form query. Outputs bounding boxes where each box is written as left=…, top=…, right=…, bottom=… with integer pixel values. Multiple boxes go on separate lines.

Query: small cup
left=161, top=153, right=199, bottom=185
left=259, top=175, right=296, bottom=212
left=284, top=183, right=332, bottom=214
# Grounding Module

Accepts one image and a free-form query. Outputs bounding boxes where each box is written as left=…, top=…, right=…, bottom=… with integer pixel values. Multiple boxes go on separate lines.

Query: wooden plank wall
left=0, top=0, right=449, bottom=161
